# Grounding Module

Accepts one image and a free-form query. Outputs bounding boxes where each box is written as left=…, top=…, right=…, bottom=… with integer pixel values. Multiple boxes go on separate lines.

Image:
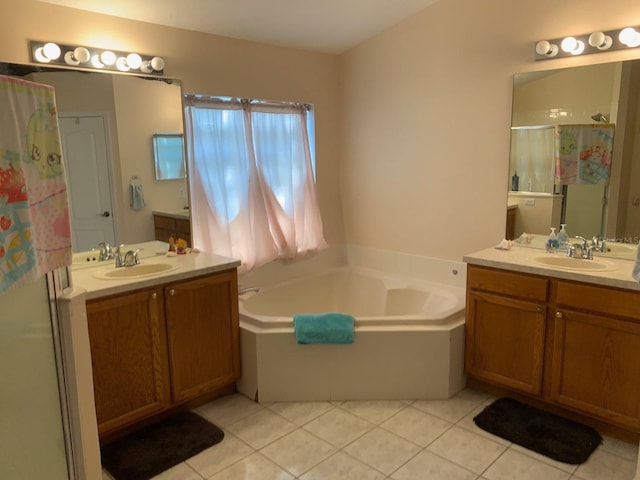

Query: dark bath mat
left=473, top=397, right=602, bottom=464
left=101, top=411, right=224, bottom=480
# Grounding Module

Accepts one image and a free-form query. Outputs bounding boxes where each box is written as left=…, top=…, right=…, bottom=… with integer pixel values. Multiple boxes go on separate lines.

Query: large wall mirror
left=0, top=63, right=187, bottom=252
left=508, top=59, right=640, bottom=258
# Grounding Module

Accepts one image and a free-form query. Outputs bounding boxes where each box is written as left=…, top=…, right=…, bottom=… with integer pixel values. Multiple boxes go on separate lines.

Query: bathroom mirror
left=153, top=133, right=186, bottom=180
left=508, top=59, right=640, bottom=258
left=0, top=62, right=187, bottom=251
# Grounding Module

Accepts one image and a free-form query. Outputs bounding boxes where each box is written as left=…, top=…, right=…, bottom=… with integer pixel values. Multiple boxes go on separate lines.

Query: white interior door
left=59, top=114, right=116, bottom=252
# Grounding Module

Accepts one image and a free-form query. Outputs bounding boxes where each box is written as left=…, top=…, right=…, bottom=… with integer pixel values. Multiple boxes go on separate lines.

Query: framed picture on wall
left=152, top=133, right=186, bottom=180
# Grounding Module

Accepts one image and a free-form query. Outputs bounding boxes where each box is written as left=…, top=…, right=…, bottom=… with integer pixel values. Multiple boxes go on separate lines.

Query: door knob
left=97, top=211, right=110, bottom=217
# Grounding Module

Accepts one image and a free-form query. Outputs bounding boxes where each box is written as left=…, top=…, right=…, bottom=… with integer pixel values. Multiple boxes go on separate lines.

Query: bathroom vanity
left=153, top=210, right=191, bottom=245
left=464, top=246, right=640, bottom=437
left=72, top=249, right=241, bottom=441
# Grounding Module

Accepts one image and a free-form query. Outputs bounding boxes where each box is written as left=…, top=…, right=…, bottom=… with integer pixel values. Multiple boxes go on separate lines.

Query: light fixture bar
left=29, top=40, right=165, bottom=75
left=535, top=26, right=640, bottom=61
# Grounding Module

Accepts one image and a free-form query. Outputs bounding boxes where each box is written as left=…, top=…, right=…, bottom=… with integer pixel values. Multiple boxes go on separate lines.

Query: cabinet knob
left=151, top=292, right=157, bottom=300
left=169, top=288, right=176, bottom=296
left=556, top=311, right=563, bottom=319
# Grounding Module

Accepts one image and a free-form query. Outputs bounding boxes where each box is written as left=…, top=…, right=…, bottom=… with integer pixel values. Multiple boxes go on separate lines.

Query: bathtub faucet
left=238, top=286, right=260, bottom=296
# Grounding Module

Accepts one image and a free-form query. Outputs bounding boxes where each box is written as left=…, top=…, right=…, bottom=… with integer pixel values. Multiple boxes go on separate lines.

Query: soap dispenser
left=557, top=224, right=569, bottom=246
left=511, top=171, right=519, bottom=191
left=546, top=227, right=559, bottom=252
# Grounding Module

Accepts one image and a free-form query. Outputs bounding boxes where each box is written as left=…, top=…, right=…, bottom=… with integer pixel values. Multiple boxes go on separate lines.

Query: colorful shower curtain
left=554, top=124, right=615, bottom=185
left=0, top=74, right=72, bottom=296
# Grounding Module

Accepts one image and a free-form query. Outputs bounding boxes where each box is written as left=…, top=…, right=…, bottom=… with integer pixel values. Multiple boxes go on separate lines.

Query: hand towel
left=633, top=243, right=640, bottom=283
left=0, top=74, right=72, bottom=296
left=130, top=182, right=146, bottom=210
left=293, top=312, right=354, bottom=344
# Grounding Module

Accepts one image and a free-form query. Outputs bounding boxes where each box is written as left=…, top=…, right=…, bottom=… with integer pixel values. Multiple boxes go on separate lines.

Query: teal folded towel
left=293, top=312, right=355, bottom=344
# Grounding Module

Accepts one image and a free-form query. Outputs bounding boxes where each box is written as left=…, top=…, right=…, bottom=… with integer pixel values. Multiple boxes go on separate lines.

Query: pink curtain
left=184, top=96, right=327, bottom=272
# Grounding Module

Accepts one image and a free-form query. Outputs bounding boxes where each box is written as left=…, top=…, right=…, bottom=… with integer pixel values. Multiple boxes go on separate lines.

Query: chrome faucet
left=98, top=242, right=112, bottom=261
left=114, top=245, right=140, bottom=267
left=566, top=239, right=594, bottom=260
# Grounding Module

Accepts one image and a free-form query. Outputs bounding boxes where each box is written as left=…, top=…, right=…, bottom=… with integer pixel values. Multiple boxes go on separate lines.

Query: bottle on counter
left=557, top=224, right=569, bottom=246
left=511, top=171, right=519, bottom=191
left=546, top=227, right=560, bottom=253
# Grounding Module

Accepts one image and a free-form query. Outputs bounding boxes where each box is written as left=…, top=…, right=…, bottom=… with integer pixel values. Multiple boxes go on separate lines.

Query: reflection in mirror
left=0, top=63, right=187, bottom=252
left=508, top=60, right=640, bottom=258
left=153, top=133, right=186, bottom=180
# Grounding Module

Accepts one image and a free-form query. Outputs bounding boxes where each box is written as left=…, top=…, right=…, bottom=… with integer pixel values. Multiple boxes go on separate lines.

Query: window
left=184, top=96, right=326, bottom=271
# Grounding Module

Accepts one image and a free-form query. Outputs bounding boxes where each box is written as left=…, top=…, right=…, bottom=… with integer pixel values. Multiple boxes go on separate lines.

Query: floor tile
left=186, top=433, right=253, bottom=478
left=300, top=452, right=386, bottom=480
left=343, top=427, right=421, bottom=475
left=599, top=435, right=639, bottom=462
left=195, top=393, right=263, bottom=428
left=482, top=448, right=571, bottom=480
left=207, top=452, right=294, bottom=480
left=267, top=401, right=334, bottom=426
left=150, top=462, right=203, bottom=479
left=304, top=407, right=373, bottom=448
left=380, top=405, right=452, bottom=447
left=390, top=450, right=477, bottom=480
left=510, top=444, right=578, bottom=474
left=574, top=447, right=637, bottom=480
left=427, top=425, right=507, bottom=474
left=260, top=429, right=337, bottom=476
left=339, top=400, right=408, bottom=425
left=412, top=389, right=489, bottom=423
left=226, top=409, right=297, bottom=449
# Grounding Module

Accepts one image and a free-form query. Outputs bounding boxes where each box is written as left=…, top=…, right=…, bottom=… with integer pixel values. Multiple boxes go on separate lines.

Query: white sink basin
left=93, top=262, right=178, bottom=280
left=533, top=255, right=617, bottom=272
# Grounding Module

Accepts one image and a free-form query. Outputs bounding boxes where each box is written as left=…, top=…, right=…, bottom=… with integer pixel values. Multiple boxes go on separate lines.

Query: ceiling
left=37, top=0, right=441, bottom=54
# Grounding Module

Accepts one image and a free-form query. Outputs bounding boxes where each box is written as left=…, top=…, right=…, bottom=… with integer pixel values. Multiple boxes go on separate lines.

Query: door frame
left=58, top=112, right=119, bottom=249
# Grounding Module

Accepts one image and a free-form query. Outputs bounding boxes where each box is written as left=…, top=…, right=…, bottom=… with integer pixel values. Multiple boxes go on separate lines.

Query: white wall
left=339, top=0, right=640, bottom=260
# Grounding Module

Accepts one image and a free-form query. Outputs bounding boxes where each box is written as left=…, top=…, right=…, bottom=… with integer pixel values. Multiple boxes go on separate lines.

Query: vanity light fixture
left=29, top=40, right=165, bottom=75
left=535, top=25, right=640, bottom=60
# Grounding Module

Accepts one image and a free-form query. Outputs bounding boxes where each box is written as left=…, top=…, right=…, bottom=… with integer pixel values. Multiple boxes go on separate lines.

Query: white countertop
left=463, top=245, right=640, bottom=292
left=152, top=210, right=190, bottom=220
left=72, top=250, right=241, bottom=300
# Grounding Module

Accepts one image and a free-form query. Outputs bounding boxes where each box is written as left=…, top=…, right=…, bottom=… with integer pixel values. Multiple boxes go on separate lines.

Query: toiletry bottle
left=546, top=227, right=559, bottom=252
left=511, top=171, right=519, bottom=191
left=557, top=224, right=569, bottom=246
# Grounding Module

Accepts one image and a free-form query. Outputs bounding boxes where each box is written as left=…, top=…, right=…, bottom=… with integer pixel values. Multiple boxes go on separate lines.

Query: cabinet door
left=550, top=309, right=640, bottom=430
left=86, top=288, right=170, bottom=437
left=466, top=290, right=546, bottom=395
left=165, top=270, right=240, bottom=403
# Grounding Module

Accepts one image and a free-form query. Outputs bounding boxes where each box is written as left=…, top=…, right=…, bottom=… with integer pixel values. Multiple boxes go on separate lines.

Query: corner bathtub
left=237, top=266, right=466, bottom=402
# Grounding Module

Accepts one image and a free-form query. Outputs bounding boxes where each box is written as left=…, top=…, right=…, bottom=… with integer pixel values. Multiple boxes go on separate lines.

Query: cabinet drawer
left=467, top=265, right=548, bottom=302
left=556, top=281, right=640, bottom=321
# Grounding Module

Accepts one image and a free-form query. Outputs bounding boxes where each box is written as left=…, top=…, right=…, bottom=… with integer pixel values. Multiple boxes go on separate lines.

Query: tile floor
left=102, top=388, right=638, bottom=480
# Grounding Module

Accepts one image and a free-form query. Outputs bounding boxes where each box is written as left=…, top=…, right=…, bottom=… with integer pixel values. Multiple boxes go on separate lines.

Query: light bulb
left=561, top=36, right=584, bottom=55
left=150, top=56, right=165, bottom=71
left=91, top=54, right=104, bottom=68
left=619, top=27, right=640, bottom=47
left=42, top=42, right=61, bottom=60
left=126, top=53, right=142, bottom=69
left=116, top=57, right=130, bottom=72
left=74, top=47, right=91, bottom=63
left=588, top=32, right=613, bottom=50
left=100, top=50, right=116, bottom=66
left=34, top=47, right=51, bottom=63
left=535, top=40, right=558, bottom=57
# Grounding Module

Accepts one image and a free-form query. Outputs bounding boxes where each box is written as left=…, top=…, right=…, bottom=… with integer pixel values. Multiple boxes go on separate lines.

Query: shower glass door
left=0, top=276, right=71, bottom=479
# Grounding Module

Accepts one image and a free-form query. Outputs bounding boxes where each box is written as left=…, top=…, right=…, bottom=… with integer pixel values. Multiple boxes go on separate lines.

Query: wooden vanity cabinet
left=86, top=287, right=170, bottom=437
left=550, top=281, right=640, bottom=430
left=165, top=269, right=240, bottom=403
left=465, top=265, right=548, bottom=395
left=153, top=213, right=191, bottom=246
left=86, top=268, right=240, bottom=439
left=465, top=264, right=640, bottom=433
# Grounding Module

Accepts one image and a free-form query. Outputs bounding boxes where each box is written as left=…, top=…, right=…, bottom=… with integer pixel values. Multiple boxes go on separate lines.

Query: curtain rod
left=183, top=94, right=312, bottom=110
